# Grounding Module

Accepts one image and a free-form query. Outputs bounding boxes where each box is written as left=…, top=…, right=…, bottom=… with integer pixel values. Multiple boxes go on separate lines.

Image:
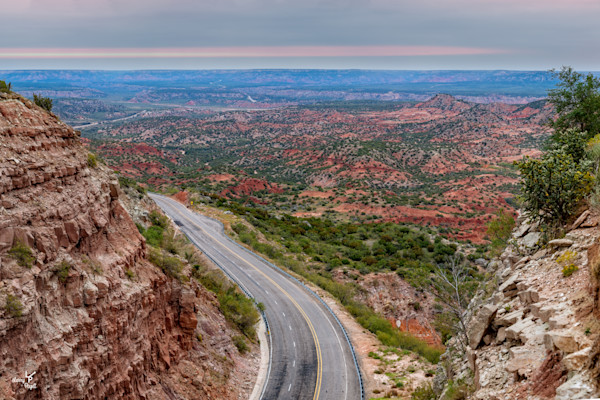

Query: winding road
left=150, top=193, right=363, bottom=400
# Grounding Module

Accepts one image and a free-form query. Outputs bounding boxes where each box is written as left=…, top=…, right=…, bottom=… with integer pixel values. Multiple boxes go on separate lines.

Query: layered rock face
left=438, top=210, right=600, bottom=400
left=0, top=94, right=256, bottom=399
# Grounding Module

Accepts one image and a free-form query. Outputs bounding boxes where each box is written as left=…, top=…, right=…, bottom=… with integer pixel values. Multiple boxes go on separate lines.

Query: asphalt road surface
left=150, top=193, right=362, bottom=400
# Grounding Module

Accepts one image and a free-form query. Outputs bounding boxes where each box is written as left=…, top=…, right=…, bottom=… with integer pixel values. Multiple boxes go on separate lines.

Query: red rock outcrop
left=336, top=271, right=442, bottom=347
left=0, top=93, right=257, bottom=399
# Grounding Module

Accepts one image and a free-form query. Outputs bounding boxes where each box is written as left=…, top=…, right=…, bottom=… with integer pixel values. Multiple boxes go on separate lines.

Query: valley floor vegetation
left=175, top=191, right=493, bottom=364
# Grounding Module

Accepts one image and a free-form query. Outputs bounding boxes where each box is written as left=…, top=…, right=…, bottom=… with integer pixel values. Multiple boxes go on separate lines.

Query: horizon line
left=0, top=46, right=511, bottom=59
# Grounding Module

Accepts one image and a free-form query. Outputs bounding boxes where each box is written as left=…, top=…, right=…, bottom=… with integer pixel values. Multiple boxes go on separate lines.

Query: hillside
left=435, top=210, right=600, bottom=399
left=0, top=92, right=259, bottom=398
left=86, top=94, right=552, bottom=243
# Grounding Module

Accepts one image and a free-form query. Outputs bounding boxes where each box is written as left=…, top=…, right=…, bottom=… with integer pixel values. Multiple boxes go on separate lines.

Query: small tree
left=548, top=66, right=600, bottom=140
left=486, top=208, right=515, bottom=251
left=5, top=294, right=23, bottom=318
left=0, top=80, right=11, bottom=93
left=548, top=127, right=588, bottom=163
left=516, top=151, right=593, bottom=226
left=429, top=254, right=477, bottom=350
left=33, top=93, right=53, bottom=112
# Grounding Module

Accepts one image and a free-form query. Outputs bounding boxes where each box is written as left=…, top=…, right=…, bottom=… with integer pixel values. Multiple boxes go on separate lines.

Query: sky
left=0, top=0, right=599, bottom=70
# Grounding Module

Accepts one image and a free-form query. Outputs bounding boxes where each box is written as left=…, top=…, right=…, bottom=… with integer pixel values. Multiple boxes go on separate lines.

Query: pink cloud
left=0, top=46, right=509, bottom=58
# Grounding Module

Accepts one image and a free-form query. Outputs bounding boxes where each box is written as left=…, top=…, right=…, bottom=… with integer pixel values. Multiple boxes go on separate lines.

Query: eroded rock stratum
left=0, top=93, right=257, bottom=399
left=437, top=209, right=600, bottom=400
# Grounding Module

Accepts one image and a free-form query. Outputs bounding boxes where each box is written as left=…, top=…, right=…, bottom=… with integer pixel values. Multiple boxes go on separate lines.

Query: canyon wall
left=0, top=93, right=257, bottom=399
left=437, top=210, right=600, bottom=399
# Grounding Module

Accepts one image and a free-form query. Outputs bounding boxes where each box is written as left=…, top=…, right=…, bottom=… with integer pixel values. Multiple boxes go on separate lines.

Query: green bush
left=149, top=210, right=169, bottom=229
left=148, top=248, right=184, bottom=280
left=444, top=379, right=472, bottom=400
left=0, top=80, right=11, bottom=93
left=5, top=294, right=23, bottom=318
left=218, top=287, right=259, bottom=338
left=33, top=93, right=53, bottom=112
left=486, top=208, right=515, bottom=250
left=562, top=264, right=579, bottom=277
left=125, top=269, right=135, bottom=280
left=8, top=241, right=34, bottom=268
left=87, top=153, right=98, bottom=168
left=548, top=66, right=600, bottom=139
left=143, top=225, right=165, bottom=247
left=517, top=151, right=593, bottom=226
left=232, top=335, right=248, bottom=353
left=118, top=176, right=146, bottom=195
left=56, top=260, right=72, bottom=283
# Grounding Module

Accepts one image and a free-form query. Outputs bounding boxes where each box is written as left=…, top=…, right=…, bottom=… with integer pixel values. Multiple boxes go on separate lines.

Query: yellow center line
left=169, top=202, right=323, bottom=400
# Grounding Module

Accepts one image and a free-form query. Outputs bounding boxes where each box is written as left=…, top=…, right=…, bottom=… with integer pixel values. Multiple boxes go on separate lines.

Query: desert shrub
left=8, top=241, right=34, bottom=268
left=411, top=383, right=436, bottom=400
left=149, top=210, right=169, bottom=229
left=125, top=269, right=135, bottom=280
left=548, top=128, right=589, bottom=163
left=444, top=379, right=472, bottom=400
left=87, top=153, right=98, bottom=168
left=232, top=335, right=248, bottom=353
left=118, top=176, right=146, bottom=195
left=56, top=260, right=72, bottom=283
left=33, top=93, right=53, bottom=112
left=143, top=225, right=164, bottom=247
left=232, top=223, right=247, bottom=234
left=486, top=208, right=515, bottom=250
left=193, top=265, right=225, bottom=293
left=562, top=264, right=579, bottom=277
left=0, top=80, right=11, bottom=93
left=517, top=151, right=593, bottom=226
left=148, top=248, right=184, bottom=280
left=218, top=287, right=259, bottom=338
left=556, top=250, right=577, bottom=265
left=5, top=294, right=23, bottom=317
left=82, top=256, right=103, bottom=275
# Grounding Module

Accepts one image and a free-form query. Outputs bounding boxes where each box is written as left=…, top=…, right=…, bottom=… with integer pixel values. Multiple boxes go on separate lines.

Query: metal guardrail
left=168, top=218, right=273, bottom=400
left=158, top=195, right=365, bottom=400
left=210, top=217, right=366, bottom=400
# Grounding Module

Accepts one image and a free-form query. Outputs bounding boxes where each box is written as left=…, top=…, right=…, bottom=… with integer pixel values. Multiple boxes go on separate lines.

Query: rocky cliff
left=0, top=92, right=258, bottom=399
left=437, top=210, right=600, bottom=399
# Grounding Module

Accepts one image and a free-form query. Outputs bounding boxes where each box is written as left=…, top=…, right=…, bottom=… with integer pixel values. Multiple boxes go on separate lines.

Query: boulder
left=83, top=281, right=98, bottom=306
left=570, top=210, right=590, bottom=230
left=545, top=330, right=580, bottom=353
left=555, top=372, right=600, bottom=400
left=505, top=346, right=545, bottom=376
left=496, top=327, right=507, bottom=343
left=522, top=232, right=541, bottom=248
left=64, top=220, right=79, bottom=244
left=548, top=239, right=574, bottom=248
left=468, top=304, right=498, bottom=349
left=109, top=180, right=119, bottom=199
left=514, top=222, right=531, bottom=238
left=519, top=289, right=541, bottom=305
left=495, top=309, right=523, bottom=327
left=563, top=347, right=592, bottom=371
left=548, top=313, right=571, bottom=329
left=498, top=275, right=521, bottom=298
left=505, top=317, right=537, bottom=342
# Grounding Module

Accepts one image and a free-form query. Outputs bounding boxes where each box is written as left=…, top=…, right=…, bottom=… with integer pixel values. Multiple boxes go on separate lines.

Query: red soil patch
left=172, top=191, right=189, bottom=204
left=206, top=173, right=236, bottom=182
left=220, top=178, right=284, bottom=198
